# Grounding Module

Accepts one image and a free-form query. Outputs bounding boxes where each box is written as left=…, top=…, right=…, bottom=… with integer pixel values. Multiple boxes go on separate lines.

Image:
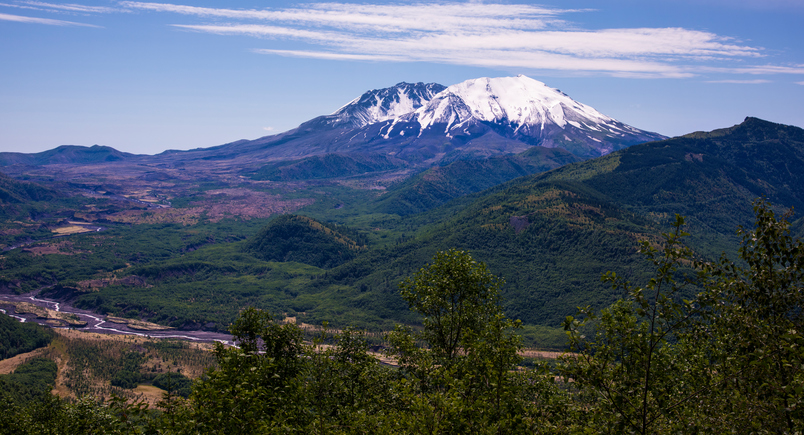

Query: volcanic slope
left=372, top=145, right=583, bottom=216
left=156, top=75, right=665, bottom=176
left=391, top=75, right=665, bottom=159
left=311, top=117, right=804, bottom=328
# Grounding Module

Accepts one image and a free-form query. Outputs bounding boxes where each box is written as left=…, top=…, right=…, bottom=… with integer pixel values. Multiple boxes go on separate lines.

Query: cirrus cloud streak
left=124, top=1, right=799, bottom=79
left=0, top=11, right=100, bottom=26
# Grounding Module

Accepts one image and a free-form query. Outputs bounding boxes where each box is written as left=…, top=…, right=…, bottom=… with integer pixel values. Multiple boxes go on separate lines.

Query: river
left=0, top=290, right=235, bottom=346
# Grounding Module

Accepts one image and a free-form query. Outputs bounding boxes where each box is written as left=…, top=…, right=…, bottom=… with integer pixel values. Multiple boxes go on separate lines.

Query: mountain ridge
left=0, top=145, right=139, bottom=167
left=0, top=76, right=665, bottom=181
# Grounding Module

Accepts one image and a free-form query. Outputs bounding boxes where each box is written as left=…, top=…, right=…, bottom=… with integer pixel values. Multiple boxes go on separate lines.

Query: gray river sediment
left=0, top=290, right=235, bottom=346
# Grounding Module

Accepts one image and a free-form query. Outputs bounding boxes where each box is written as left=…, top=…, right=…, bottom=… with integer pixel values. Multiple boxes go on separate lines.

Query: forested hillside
left=0, top=313, right=55, bottom=359
left=243, top=214, right=367, bottom=268
left=1, top=202, right=802, bottom=433
left=0, top=172, right=58, bottom=206
left=373, top=145, right=581, bottom=215
left=303, top=117, right=804, bottom=328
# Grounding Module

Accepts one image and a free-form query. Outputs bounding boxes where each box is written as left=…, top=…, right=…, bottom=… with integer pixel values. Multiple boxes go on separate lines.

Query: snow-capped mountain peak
left=413, top=75, right=613, bottom=132
left=282, top=75, right=665, bottom=162
left=330, top=82, right=445, bottom=128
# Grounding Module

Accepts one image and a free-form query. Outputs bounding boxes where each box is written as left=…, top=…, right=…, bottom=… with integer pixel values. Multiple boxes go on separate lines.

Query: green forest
left=0, top=311, right=55, bottom=359
left=1, top=200, right=802, bottom=434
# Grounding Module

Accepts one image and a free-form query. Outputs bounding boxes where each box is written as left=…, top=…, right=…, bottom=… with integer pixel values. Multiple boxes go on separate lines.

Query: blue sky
left=1, top=0, right=803, bottom=155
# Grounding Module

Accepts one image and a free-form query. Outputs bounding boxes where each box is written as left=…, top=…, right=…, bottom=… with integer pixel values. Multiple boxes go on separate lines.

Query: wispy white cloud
left=796, top=81, right=804, bottom=85
left=252, top=48, right=692, bottom=77
left=696, top=64, right=804, bottom=75
left=119, top=1, right=800, bottom=79
left=121, top=2, right=578, bottom=33
left=173, top=24, right=345, bottom=43
left=0, top=1, right=120, bottom=14
left=0, top=11, right=100, bottom=26
left=254, top=49, right=408, bottom=63
left=705, top=79, right=771, bottom=84
left=20, top=1, right=119, bottom=14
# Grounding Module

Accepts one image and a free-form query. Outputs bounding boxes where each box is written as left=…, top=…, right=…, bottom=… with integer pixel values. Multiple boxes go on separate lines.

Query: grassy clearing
left=133, top=384, right=168, bottom=406
left=12, top=328, right=219, bottom=403
left=52, top=225, right=96, bottom=236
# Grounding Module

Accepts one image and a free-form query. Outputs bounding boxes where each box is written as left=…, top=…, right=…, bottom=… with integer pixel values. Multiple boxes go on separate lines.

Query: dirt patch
left=509, top=215, right=530, bottom=234
left=101, top=189, right=315, bottom=225
left=0, top=347, right=52, bottom=375
left=520, top=349, right=565, bottom=360
left=199, top=188, right=315, bottom=222
left=47, top=328, right=216, bottom=402
left=76, top=275, right=146, bottom=291
left=50, top=355, right=71, bottom=398
left=105, top=207, right=205, bottom=226
left=106, top=316, right=174, bottom=331
left=10, top=302, right=87, bottom=326
left=51, top=225, right=97, bottom=236
left=0, top=228, right=24, bottom=236
left=22, top=240, right=87, bottom=256
left=133, top=384, right=168, bottom=406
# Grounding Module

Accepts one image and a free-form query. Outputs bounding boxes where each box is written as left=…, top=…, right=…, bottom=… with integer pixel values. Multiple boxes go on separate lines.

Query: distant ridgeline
left=0, top=145, right=138, bottom=167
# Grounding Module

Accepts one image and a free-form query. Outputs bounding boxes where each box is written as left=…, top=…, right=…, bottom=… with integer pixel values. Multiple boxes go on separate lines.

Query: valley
left=0, top=76, right=802, bottom=354
left=0, top=290, right=235, bottom=345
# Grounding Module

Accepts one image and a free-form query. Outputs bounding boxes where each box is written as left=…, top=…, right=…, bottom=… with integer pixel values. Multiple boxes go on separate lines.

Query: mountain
left=0, top=77, right=665, bottom=198
left=540, top=116, right=804, bottom=251
left=149, top=76, right=664, bottom=176
left=247, top=75, right=663, bottom=163
left=386, top=75, right=665, bottom=159
left=0, top=145, right=138, bottom=167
